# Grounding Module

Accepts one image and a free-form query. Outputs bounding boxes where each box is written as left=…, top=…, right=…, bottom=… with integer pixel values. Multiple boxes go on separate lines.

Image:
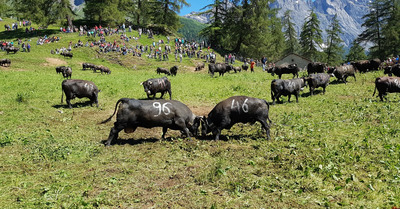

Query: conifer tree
left=345, top=40, right=367, bottom=62
left=324, top=14, right=344, bottom=66
left=84, top=0, right=126, bottom=26
left=14, top=0, right=74, bottom=27
left=148, top=0, right=189, bottom=33
left=357, top=0, right=394, bottom=59
left=199, top=0, right=227, bottom=48
left=282, top=10, right=300, bottom=55
left=299, top=10, right=323, bottom=61
left=382, top=0, right=400, bottom=57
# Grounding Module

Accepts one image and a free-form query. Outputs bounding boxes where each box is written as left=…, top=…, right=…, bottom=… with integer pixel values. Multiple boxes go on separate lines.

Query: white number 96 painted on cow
left=101, top=98, right=201, bottom=146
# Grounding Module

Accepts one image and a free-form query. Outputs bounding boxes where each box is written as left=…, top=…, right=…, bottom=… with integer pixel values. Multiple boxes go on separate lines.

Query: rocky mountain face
left=184, top=0, right=370, bottom=48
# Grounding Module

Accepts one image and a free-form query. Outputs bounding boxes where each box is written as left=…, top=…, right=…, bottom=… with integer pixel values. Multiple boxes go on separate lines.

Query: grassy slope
left=0, top=18, right=400, bottom=208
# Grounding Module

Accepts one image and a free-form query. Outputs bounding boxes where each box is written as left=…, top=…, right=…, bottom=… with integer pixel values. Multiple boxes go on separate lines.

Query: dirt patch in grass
left=43, top=57, right=67, bottom=67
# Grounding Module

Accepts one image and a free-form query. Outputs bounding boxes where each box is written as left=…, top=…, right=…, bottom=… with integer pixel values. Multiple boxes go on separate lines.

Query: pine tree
left=382, top=0, right=400, bottom=57
left=324, top=14, right=344, bottom=66
left=299, top=10, right=323, bottom=61
left=357, top=0, right=393, bottom=60
left=199, top=0, right=227, bottom=48
left=345, top=40, right=367, bottom=62
left=124, top=0, right=151, bottom=26
left=148, top=0, right=189, bottom=33
left=282, top=10, right=300, bottom=55
left=84, top=0, right=126, bottom=26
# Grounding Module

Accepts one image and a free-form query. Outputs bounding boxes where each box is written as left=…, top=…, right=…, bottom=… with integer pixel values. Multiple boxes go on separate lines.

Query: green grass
left=1, top=17, right=400, bottom=208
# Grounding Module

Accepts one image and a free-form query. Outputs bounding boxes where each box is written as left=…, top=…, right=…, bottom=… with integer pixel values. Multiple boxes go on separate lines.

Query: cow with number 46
left=101, top=98, right=201, bottom=146
left=201, top=96, right=272, bottom=140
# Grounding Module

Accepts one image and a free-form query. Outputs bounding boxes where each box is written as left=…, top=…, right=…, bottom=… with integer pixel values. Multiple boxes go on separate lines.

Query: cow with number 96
left=201, top=96, right=272, bottom=140
left=101, top=98, right=201, bottom=146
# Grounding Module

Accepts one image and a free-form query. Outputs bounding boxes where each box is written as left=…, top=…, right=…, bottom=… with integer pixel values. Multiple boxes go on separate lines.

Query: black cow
left=351, top=60, right=369, bottom=73
left=101, top=98, right=201, bottom=146
left=156, top=67, right=171, bottom=75
left=61, top=79, right=100, bottom=108
left=232, top=66, right=241, bottom=73
left=369, top=58, right=381, bottom=71
left=242, top=63, right=249, bottom=71
left=82, top=63, right=96, bottom=71
left=307, top=62, right=327, bottom=75
left=56, top=66, right=67, bottom=74
left=373, top=76, right=400, bottom=101
left=0, top=58, right=11, bottom=67
left=208, top=63, right=232, bottom=77
left=351, top=59, right=381, bottom=73
left=62, top=67, right=72, bottom=79
left=271, top=78, right=307, bottom=104
left=306, top=73, right=331, bottom=95
left=195, top=62, right=205, bottom=71
left=201, top=96, right=271, bottom=140
left=268, top=64, right=300, bottom=79
left=96, top=65, right=111, bottom=74
left=141, top=77, right=172, bottom=99
left=170, top=65, right=178, bottom=76
left=5, top=47, right=19, bottom=54
left=328, top=65, right=356, bottom=83
left=383, top=64, right=400, bottom=77
left=61, top=51, right=73, bottom=58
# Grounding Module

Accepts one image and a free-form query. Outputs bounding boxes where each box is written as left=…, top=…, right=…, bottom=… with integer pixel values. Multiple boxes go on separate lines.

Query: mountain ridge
left=183, top=0, right=370, bottom=48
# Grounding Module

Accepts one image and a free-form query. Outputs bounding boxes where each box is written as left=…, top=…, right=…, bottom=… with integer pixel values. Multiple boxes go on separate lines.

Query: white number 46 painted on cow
left=231, top=98, right=249, bottom=113
left=153, top=102, right=172, bottom=117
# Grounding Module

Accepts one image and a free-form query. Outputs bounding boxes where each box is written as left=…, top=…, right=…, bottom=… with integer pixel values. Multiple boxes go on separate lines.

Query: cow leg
left=212, top=129, right=221, bottom=140
left=168, top=90, right=172, bottom=100
left=295, top=92, right=299, bottom=103
left=288, top=94, right=291, bottom=103
left=310, top=87, right=314, bottom=96
left=259, top=119, right=271, bottom=140
left=278, top=74, right=282, bottom=79
left=161, top=127, right=168, bottom=140
left=379, top=93, right=385, bottom=101
left=353, top=74, right=356, bottom=81
left=105, top=123, right=125, bottom=146
left=66, top=98, right=72, bottom=108
left=160, top=92, right=165, bottom=99
left=271, top=91, right=276, bottom=105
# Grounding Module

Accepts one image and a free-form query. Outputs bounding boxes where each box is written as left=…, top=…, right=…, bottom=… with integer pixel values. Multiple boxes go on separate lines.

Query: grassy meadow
left=1, top=18, right=400, bottom=208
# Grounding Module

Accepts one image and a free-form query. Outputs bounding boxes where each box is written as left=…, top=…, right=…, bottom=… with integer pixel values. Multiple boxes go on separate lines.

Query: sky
left=179, top=0, right=214, bottom=16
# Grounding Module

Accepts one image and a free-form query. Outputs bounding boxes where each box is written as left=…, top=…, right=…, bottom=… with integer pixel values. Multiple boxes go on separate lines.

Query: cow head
left=141, top=81, right=153, bottom=95
left=267, top=67, right=275, bottom=75
left=384, top=66, right=392, bottom=76
left=188, top=116, right=202, bottom=136
left=300, top=77, right=308, bottom=90
left=200, top=116, right=212, bottom=136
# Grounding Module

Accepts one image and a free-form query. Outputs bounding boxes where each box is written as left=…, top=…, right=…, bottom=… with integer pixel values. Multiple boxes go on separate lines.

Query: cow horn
left=149, top=81, right=152, bottom=85
left=140, top=82, right=143, bottom=85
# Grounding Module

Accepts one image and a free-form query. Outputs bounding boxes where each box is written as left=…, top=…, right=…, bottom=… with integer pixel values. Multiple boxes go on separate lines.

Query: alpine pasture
left=1, top=18, right=400, bottom=208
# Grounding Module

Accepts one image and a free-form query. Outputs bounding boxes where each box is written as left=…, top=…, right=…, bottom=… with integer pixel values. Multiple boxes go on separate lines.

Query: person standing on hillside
left=261, top=56, right=267, bottom=71
left=27, top=43, right=31, bottom=52
left=250, top=59, right=255, bottom=73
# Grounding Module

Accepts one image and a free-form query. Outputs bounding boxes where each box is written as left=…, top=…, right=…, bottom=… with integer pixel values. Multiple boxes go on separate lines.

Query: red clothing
left=250, top=61, right=255, bottom=68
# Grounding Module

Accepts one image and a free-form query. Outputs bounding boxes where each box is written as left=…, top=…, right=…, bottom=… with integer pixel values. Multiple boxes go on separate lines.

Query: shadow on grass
left=102, top=137, right=159, bottom=146
left=301, top=89, right=324, bottom=97
left=0, top=28, right=60, bottom=40
left=52, top=100, right=95, bottom=109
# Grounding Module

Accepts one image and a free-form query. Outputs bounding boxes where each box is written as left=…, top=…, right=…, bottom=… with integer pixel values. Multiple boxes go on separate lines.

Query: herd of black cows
left=53, top=57, right=400, bottom=146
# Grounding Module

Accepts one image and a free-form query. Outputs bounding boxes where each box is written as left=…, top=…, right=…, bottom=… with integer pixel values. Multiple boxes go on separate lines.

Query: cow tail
left=61, top=88, right=64, bottom=103
left=264, top=100, right=272, bottom=124
left=100, top=98, right=128, bottom=124
left=373, top=78, right=378, bottom=96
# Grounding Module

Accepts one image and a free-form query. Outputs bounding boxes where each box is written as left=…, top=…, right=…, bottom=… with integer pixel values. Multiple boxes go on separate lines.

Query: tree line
left=1, top=0, right=399, bottom=64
